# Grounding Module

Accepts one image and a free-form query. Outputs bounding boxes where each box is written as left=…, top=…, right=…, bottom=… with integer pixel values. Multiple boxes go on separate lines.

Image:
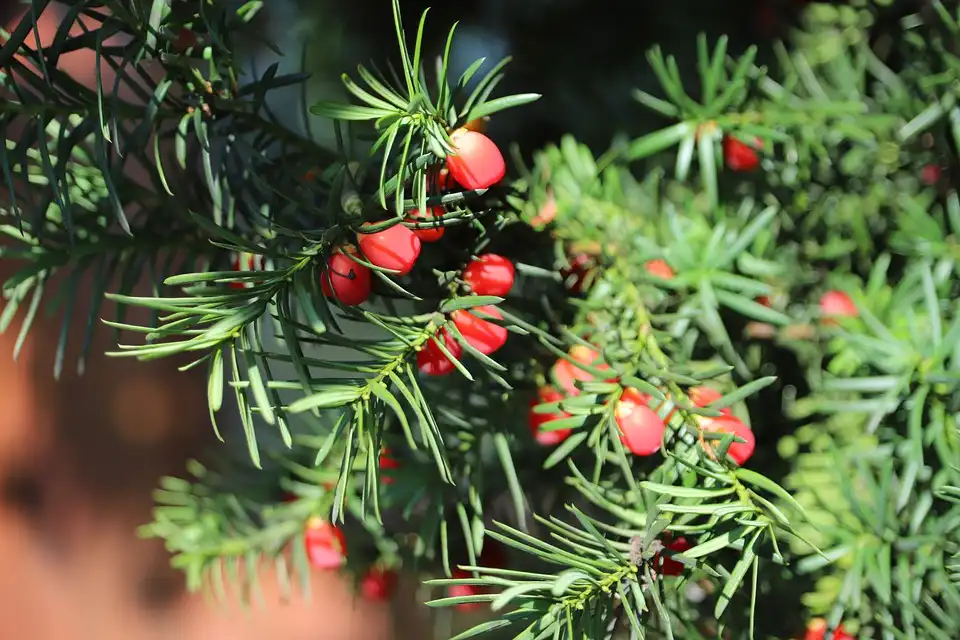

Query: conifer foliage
left=1, top=1, right=960, bottom=638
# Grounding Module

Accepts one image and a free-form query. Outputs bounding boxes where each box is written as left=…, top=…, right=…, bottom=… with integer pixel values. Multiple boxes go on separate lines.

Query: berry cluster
left=315, top=128, right=507, bottom=309
left=295, top=128, right=514, bottom=601
left=529, top=345, right=757, bottom=467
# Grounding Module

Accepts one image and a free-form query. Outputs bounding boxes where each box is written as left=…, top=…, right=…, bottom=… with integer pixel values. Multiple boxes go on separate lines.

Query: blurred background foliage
left=242, top=0, right=809, bottom=153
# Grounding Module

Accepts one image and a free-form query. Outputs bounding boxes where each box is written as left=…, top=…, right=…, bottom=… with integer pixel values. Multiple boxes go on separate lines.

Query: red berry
left=756, top=295, right=772, bottom=307
left=644, top=259, right=675, bottom=280
left=699, top=416, right=756, bottom=465
left=615, top=388, right=667, bottom=456
left=530, top=191, right=557, bottom=227
left=688, top=386, right=733, bottom=416
left=407, top=206, right=446, bottom=242
left=553, top=345, right=615, bottom=396
left=417, top=328, right=463, bottom=376
left=561, top=253, right=593, bottom=294
left=445, top=129, right=506, bottom=190
left=463, top=117, right=489, bottom=134
left=463, top=254, right=515, bottom=296
left=723, top=136, right=761, bottom=172
left=428, top=165, right=457, bottom=192
left=379, top=448, right=400, bottom=485
left=452, top=305, right=508, bottom=355
left=304, top=517, right=347, bottom=570
left=529, top=386, right=573, bottom=446
left=663, top=386, right=732, bottom=423
left=173, top=28, right=197, bottom=53
left=654, top=534, right=692, bottom=576
left=447, top=544, right=503, bottom=612
left=921, top=164, right=941, bottom=186
left=805, top=619, right=854, bottom=640
left=448, top=569, right=485, bottom=611
left=230, top=252, right=257, bottom=290
left=819, top=290, right=858, bottom=319
left=360, top=567, right=397, bottom=601
left=321, top=250, right=372, bottom=306
left=357, top=223, right=421, bottom=276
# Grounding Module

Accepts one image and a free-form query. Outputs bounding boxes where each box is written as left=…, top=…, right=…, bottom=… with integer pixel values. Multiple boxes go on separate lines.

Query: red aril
left=699, top=416, right=756, bottom=465
left=644, top=259, right=675, bottom=280
left=360, top=567, right=397, bottom=601
left=663, top=385, right=733, bottom=423
left=304, top=517, right=347, bottom=569
left=723, top=136, right=762, bottom=172
left=445, top=128, right=506, bottom=190
left=407, top=206, right=445, bottom=242
left=529, top=386, right=573, bottom=446
left=615, top=388, right=666, bottom=456
left=561, top=253, right=593, bottom=294
left=230, top=252, right=259, bottom=289
left=321, top=250, right=372, bottom=306
left=688, top=386, right=733, bottom=416
left=379, top=447, right=400, bottom=485
left=357, top=223, right=421, bottom=276
left=173, top=28, right=197, bottom=53
left=452, top=305, right=508, bottom=355
left=921, top=164, right=941, bottom=186
left=417, top=329, right=463, bottom=376
left=448, top=569, right=486, bottom=611
left=463, top=254, right=515, bottom=296
left=819, top=290, right=858, bottom=320
left=654, top=534, right=692, bottom=576
left=447, top=542, right=505, bottom=611
left=804, top=619, right=854, bottom=640
left=553, top=345, right=615, bottom=396
left=463, top=117, right=489, bottom=133
left=530, top=191, right=557, bottom=227
left=428, top=165, right=457, bottom=192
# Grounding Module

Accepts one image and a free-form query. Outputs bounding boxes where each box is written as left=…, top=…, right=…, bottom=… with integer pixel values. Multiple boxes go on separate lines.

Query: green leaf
left=640, top=482, right=736, bottom=499
left=288, top=386, right=363, bottom=412
left=714, top=289, right=791, bottom=325
left=708, top=376, right=777, bottom=410
left=309, top=102, right=393, bottom=121
left=439, top=296, right=504, bottom=313
left=625, top=122, right=694, bottom=161
left=683, top=525, right=752, bottom=559
left=714, top=529, right=760, bottom=618
left=735, top=468, right=809, bottom=519
left=465, top=93, right=541, bottom=123
left=493, top=433, right=527, bottom=530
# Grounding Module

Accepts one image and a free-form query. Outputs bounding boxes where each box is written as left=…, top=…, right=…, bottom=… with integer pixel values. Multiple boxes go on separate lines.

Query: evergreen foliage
left=1, top=1, right=959, bottom=638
